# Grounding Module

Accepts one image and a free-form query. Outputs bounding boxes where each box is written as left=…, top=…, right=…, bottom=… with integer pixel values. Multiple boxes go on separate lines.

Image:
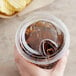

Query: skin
left=14, top=48, right=69, bottom=76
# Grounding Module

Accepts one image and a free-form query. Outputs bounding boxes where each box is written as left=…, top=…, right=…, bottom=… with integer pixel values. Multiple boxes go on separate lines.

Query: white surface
left=18, top=0, right=55, bottom=16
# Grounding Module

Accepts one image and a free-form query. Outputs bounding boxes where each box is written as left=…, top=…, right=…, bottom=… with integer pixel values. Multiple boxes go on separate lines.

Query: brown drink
left=19, top=20, right=64, bottom=69
left=15, top=12, right=70, bottom=70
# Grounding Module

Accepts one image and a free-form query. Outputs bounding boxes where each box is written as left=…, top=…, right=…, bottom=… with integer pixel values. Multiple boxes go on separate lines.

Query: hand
left=14, top=48, right=69, bottom=76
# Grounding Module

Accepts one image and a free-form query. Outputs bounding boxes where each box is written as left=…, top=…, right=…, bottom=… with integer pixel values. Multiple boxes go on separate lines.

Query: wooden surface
left=0, top=0, right=76, bottom=76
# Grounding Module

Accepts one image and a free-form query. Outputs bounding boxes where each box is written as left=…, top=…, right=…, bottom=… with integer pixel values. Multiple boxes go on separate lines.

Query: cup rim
left=15, top=11, right=70, bottom=65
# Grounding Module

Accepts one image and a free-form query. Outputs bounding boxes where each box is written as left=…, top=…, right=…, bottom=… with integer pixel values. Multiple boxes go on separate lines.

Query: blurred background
left=0, top=0, right=76, bottom=76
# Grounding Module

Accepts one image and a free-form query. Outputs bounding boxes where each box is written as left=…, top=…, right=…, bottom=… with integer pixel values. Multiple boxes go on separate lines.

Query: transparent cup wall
left=15, top=11, right=70, bottom=69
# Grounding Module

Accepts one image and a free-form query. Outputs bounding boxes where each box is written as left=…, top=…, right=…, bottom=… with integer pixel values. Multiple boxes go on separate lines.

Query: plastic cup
left=15, top=11, right=70, bottom=69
